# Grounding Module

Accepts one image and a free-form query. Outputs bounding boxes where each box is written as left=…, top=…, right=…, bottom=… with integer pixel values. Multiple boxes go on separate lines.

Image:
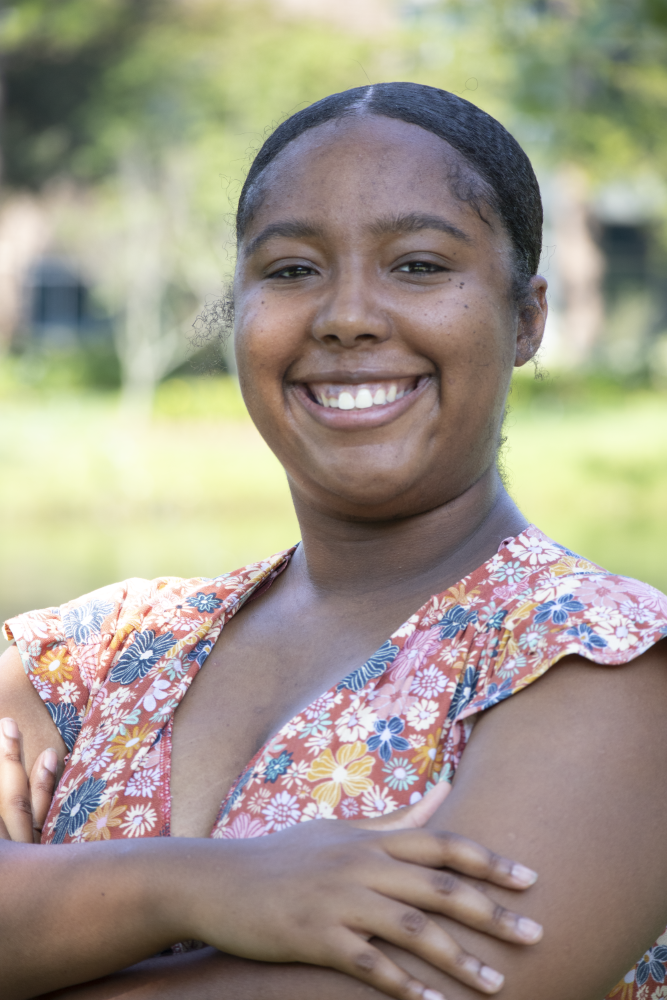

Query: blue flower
left=534, top=593, right=585, bottom=625
left=484, top=609, right=509, bottom=632
left=436, top=606, right=478, bottom=640
left=636, top=946, right=667, bottom=987
left=186, top=592, right=223, bottom=613
left=186, top=637, right=214, bottom=668
left=109, top=630, right=175, bottom=685
left=564, top=623, right=608, bottom=651
left=52, top=777, right=106, bottom=844
left=264, top=751, right=294, bottom=783
left=447, top=665, right=480, bottom=721
left=62, top=599, right=114, bottom=644
left=367, top=716, right=411, bottom=762
left=45, top=702, right=81, bottom=752
left=338, top=641, right=399, bottom=692
left=474, top=678, right=513, bottom=712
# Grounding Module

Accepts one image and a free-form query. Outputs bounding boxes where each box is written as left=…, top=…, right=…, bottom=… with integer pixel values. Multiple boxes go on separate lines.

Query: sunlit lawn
left=1, top=375, right=666, bottom=652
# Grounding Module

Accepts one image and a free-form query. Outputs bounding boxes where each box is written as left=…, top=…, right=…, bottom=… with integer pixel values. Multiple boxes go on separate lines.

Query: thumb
left=353, top=777, right=452, bottom=832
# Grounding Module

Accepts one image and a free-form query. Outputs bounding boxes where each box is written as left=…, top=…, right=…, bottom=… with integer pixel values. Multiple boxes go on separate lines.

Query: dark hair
left=236, top=82, right=543, bottom=300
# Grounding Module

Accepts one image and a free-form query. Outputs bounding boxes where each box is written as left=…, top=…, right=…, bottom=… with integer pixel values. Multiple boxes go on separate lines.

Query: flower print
left=366, top=676, right=416, bottom=721
left=340, top=797, right=360, bottom=818
left=509, top=534, right=562, bottom=566
left=100, top=686, right=133, bottom=719
left=393, top=615, right=419, bottom=639
left=120, top=804, right=158, bottom=838
left=280, top=759, right=311, bottom=790
left=186, top=637, right=214, bottom=669
left=337, top=640, right=400, bottom=693
left=262, top=791, right=302, bottom=831
left=126, top=766, right=161, bottom=798
left=436, top=605, right=478, bottom=641
left=139, top=677, right=172, bottom=713
left=564, top=622, right=608, bottom=651
left=35, top=648, right=73, bottom=685
left=62, top=599, right=114, bottom=644
left=591, top=617, right=639, bottom=653
left=307, top=741, right=375, bottom=809
left=497, top=652, right=528, bottom=679
left=534, top=593, right=585, bottom=625
left=406, top=699, right=439, bottom=732
left=81, top=796, right=126, bottom=841
left=635, top=946, right=667, bottom=988
left=52, top=777, right=106, bottom=844
left=446, top=666, right=480, bottom=721
left=411, top=664, right=447, bottom=699
left=411, top=729, right=444, bottom=778
left=248, top=787, right=272, bottom=815
left=109, top=630, right=176, bottom=685
left=109, top=724, right=153, bottom=761
left=367, top=717, right=411, bottom=762
left=263, top=751, right=294, bottom=784
left=56, top=681, right=78, bottom=703
left=300, top=799, right=335, bottom=821
left=46, top=702, right=81, bottom=752
left=490, top=560, right=528, bottom=585
left=389, top=630, right=442, bottom=683
left=186, top=592, right=223, bottom=613
left=360, top=784, right=398, bottom=818
left=383, top=757, right=419, bottom=791
left=220, top=814, right=268, bottom=839
left=518, top=622, right=549, bottom=654
left=282, top=716, right=305, bottom=740
left=303, top=730, right=334, bottom=755
left=409, top=734, right=426, bottom=749
left=474, top=678, right=513, bottom=712
left=572, top=578, right=622, bottom=609
left=607, top=969, right=637, bottom=999
left=304, top=693, right=337, bottom=720
left=298, top=711, right=332, bottom=738
left=335, top=698, right=377, bottom=743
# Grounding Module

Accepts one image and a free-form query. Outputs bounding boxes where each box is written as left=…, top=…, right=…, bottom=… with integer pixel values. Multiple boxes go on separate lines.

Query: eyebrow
left=243, top=221, right=325, bottom=258
left=368, top=212, right=473, bottom=244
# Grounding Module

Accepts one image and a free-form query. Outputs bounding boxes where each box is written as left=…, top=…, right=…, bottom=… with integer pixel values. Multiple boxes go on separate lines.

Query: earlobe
left=514, top=275, right=548, bottom=367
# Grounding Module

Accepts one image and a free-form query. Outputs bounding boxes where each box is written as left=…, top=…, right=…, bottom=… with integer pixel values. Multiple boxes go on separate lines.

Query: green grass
left=2, top=374, right=666, bottom=653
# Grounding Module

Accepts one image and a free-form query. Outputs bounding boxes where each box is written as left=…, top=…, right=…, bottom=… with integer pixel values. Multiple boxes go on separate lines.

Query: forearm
left=0, top=839, right=210, bottom=1000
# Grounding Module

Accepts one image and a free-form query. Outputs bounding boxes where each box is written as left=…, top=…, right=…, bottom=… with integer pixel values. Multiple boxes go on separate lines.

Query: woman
left=2, top=82, right=667, bottom=1000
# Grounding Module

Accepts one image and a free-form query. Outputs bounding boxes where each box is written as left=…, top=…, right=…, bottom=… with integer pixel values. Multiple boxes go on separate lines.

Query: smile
left=305, top=377, right=419, bottom=410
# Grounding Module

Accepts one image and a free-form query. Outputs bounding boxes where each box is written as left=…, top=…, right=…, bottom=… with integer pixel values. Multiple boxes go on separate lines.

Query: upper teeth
left=310, top=382, right=411, bottom=409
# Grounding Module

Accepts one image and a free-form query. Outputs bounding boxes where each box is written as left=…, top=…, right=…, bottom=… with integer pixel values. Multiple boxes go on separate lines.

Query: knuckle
left=491, top=903, right=509, bottom=928
left=9, top=794, right=32, bottom=816
left=455, top=948, right=479, bottom=974
left=432, top=869, right=459, bottom=895
left=353, top=950, right=378, bottom=974
left=1, top=748, right=22, bottom=764
left=400, top=908, right=428, bottom=936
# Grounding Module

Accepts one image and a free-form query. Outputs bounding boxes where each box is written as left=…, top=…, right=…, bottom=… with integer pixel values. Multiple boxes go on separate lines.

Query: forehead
left=243, top=115, right=498, bottom=239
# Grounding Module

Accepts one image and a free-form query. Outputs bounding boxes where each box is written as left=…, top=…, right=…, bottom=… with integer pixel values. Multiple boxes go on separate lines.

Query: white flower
left=303, top=730, right=334, bottom=754
left=301, top=799, right=335, bottom=821
left=406, top=699, right=439, bottom=731
left=263, top=791, right=301, bottom=831
left=360, top=785, right=398, bottom=818
left=56, top=681, right=78, bottom=704
left=120, top=804, right=157, bottom=837
left=126, top=766, right=161, bottom=798
left=411, top=664, right=447, bottom=698
left=335, top=698, right=376, bottom=742
left=139, top=678, right=172, bottom=712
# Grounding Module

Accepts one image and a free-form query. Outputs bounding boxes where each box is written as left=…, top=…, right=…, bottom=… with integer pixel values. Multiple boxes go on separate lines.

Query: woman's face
left=234, top=116, right=547, bottom=522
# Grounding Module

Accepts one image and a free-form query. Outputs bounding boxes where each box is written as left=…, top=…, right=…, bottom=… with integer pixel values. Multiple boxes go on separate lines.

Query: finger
left=0, top=717, right=34, bottom=842
left=354, top=780, right=452, bottom=832
left=328, top=927, right=448, bottom=1000
left=0, top=815, right=10, bottom=840
left=371, top=858, right=543, bottom=946
left=357, top=897, right=506, bottom=995
left=382, top=827, right=539, bottom=891
left=29, top=749, right=58, bottom=843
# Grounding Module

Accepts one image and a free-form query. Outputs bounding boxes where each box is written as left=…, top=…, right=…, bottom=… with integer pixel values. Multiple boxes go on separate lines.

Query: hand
left=184, top=781, right=543, bottom=1000
left=0, top=717, right=58, bottom=843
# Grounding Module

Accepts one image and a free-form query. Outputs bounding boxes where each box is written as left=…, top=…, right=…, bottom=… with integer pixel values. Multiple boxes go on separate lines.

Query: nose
left=310, top=271, right=391, bottom=348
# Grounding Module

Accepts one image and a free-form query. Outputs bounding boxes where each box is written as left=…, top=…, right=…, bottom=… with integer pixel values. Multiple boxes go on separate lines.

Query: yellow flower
left=411, top=728, right=443, bottom=778
left=307, top=741, right=374, bottom=809
left=81, top=797, right=126, bottom=841
left=109, top=724, right=153, bottom=761
left=35, top=648, right=73, bottom=685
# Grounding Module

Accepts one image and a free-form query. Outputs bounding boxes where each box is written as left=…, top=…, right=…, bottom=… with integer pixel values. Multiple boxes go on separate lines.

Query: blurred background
left=1, top=0, right=666, bottom=650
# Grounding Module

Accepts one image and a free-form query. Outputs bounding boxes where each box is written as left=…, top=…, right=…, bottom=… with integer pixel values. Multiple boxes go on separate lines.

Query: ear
left=515, top=275, right=548, bottom=367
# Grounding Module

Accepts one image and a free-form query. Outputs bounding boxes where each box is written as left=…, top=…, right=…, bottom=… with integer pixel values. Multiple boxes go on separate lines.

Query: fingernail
left=479, top=966, right=504, bottom=990
left=42, top=749, right=58, bottom=775
left=1, top=718, right=19, bottom=740
left=423, top=990, right=446, bottom=1000
left=517, top=916, right=543, bottom=942
left=511, top=863, right=538, bottom=886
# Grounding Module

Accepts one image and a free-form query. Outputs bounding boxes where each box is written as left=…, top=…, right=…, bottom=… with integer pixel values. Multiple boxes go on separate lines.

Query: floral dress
left=4, top=525, right=667, bottom=998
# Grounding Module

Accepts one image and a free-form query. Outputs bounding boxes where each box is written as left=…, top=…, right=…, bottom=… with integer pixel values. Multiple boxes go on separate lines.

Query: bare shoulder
left=0, top=646, right=66, bottom=770
left=381, top=642, right=667, bottom=1000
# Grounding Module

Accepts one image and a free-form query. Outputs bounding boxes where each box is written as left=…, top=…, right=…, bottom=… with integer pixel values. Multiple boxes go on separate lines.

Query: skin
left=1, top=114, right=667, bottom=999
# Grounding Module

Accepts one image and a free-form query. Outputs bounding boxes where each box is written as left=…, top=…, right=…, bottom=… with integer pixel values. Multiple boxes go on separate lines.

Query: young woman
left=2, top=82, right=667, bottom=1000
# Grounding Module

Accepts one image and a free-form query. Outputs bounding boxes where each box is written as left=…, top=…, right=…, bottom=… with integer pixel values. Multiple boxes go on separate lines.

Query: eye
left=395, top=260, right=447, bottom=274
left=268, top=264, right=317, bottom=280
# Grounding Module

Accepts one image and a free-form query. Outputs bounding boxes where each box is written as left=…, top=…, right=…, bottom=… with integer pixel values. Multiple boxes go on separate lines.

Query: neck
left=289, top=465, right=529, bottom=603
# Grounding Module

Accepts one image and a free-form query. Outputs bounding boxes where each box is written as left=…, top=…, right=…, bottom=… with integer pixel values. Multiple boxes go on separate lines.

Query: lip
left=289, top=374, right=433, bottom=429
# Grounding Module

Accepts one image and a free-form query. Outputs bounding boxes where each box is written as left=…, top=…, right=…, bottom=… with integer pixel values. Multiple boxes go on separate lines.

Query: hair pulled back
left=236, top=82, right=543, bottom=296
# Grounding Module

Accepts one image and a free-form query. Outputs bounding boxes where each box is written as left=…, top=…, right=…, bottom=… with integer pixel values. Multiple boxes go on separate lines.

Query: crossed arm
left=5, top=644, right=667, bottom=1000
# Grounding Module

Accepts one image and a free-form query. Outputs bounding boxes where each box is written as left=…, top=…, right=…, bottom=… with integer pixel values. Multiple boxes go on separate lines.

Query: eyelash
left=267, top=260, right=447, bottom=280
left=395, top=261, right=446, bottom=274
left=268, top=265, right=315, bottom=280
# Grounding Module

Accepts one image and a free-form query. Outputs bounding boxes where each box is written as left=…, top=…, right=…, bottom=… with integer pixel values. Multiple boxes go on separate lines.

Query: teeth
left=354, top=388, right=374, bottom=409
left=309, top=380, right=417, bottom=410
left=338, top=391, right=355, bottom=410
left=372, top=388, right=387, bottom=405
left=386, top=384, right=397, bottom=403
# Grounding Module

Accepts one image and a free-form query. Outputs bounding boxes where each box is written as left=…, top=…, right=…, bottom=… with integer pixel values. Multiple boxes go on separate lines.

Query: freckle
left=464, top=304, right=468, bottom=309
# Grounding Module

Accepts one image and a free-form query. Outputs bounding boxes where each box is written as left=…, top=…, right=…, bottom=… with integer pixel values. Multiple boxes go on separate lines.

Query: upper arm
left=380, top=643, right=667, bottom=1000
left=0, top=647, right=67, bottom=774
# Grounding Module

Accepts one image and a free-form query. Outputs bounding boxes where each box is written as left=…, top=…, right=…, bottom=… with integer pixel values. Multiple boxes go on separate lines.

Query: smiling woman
left=1, top=82, right=667, bottom=1000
